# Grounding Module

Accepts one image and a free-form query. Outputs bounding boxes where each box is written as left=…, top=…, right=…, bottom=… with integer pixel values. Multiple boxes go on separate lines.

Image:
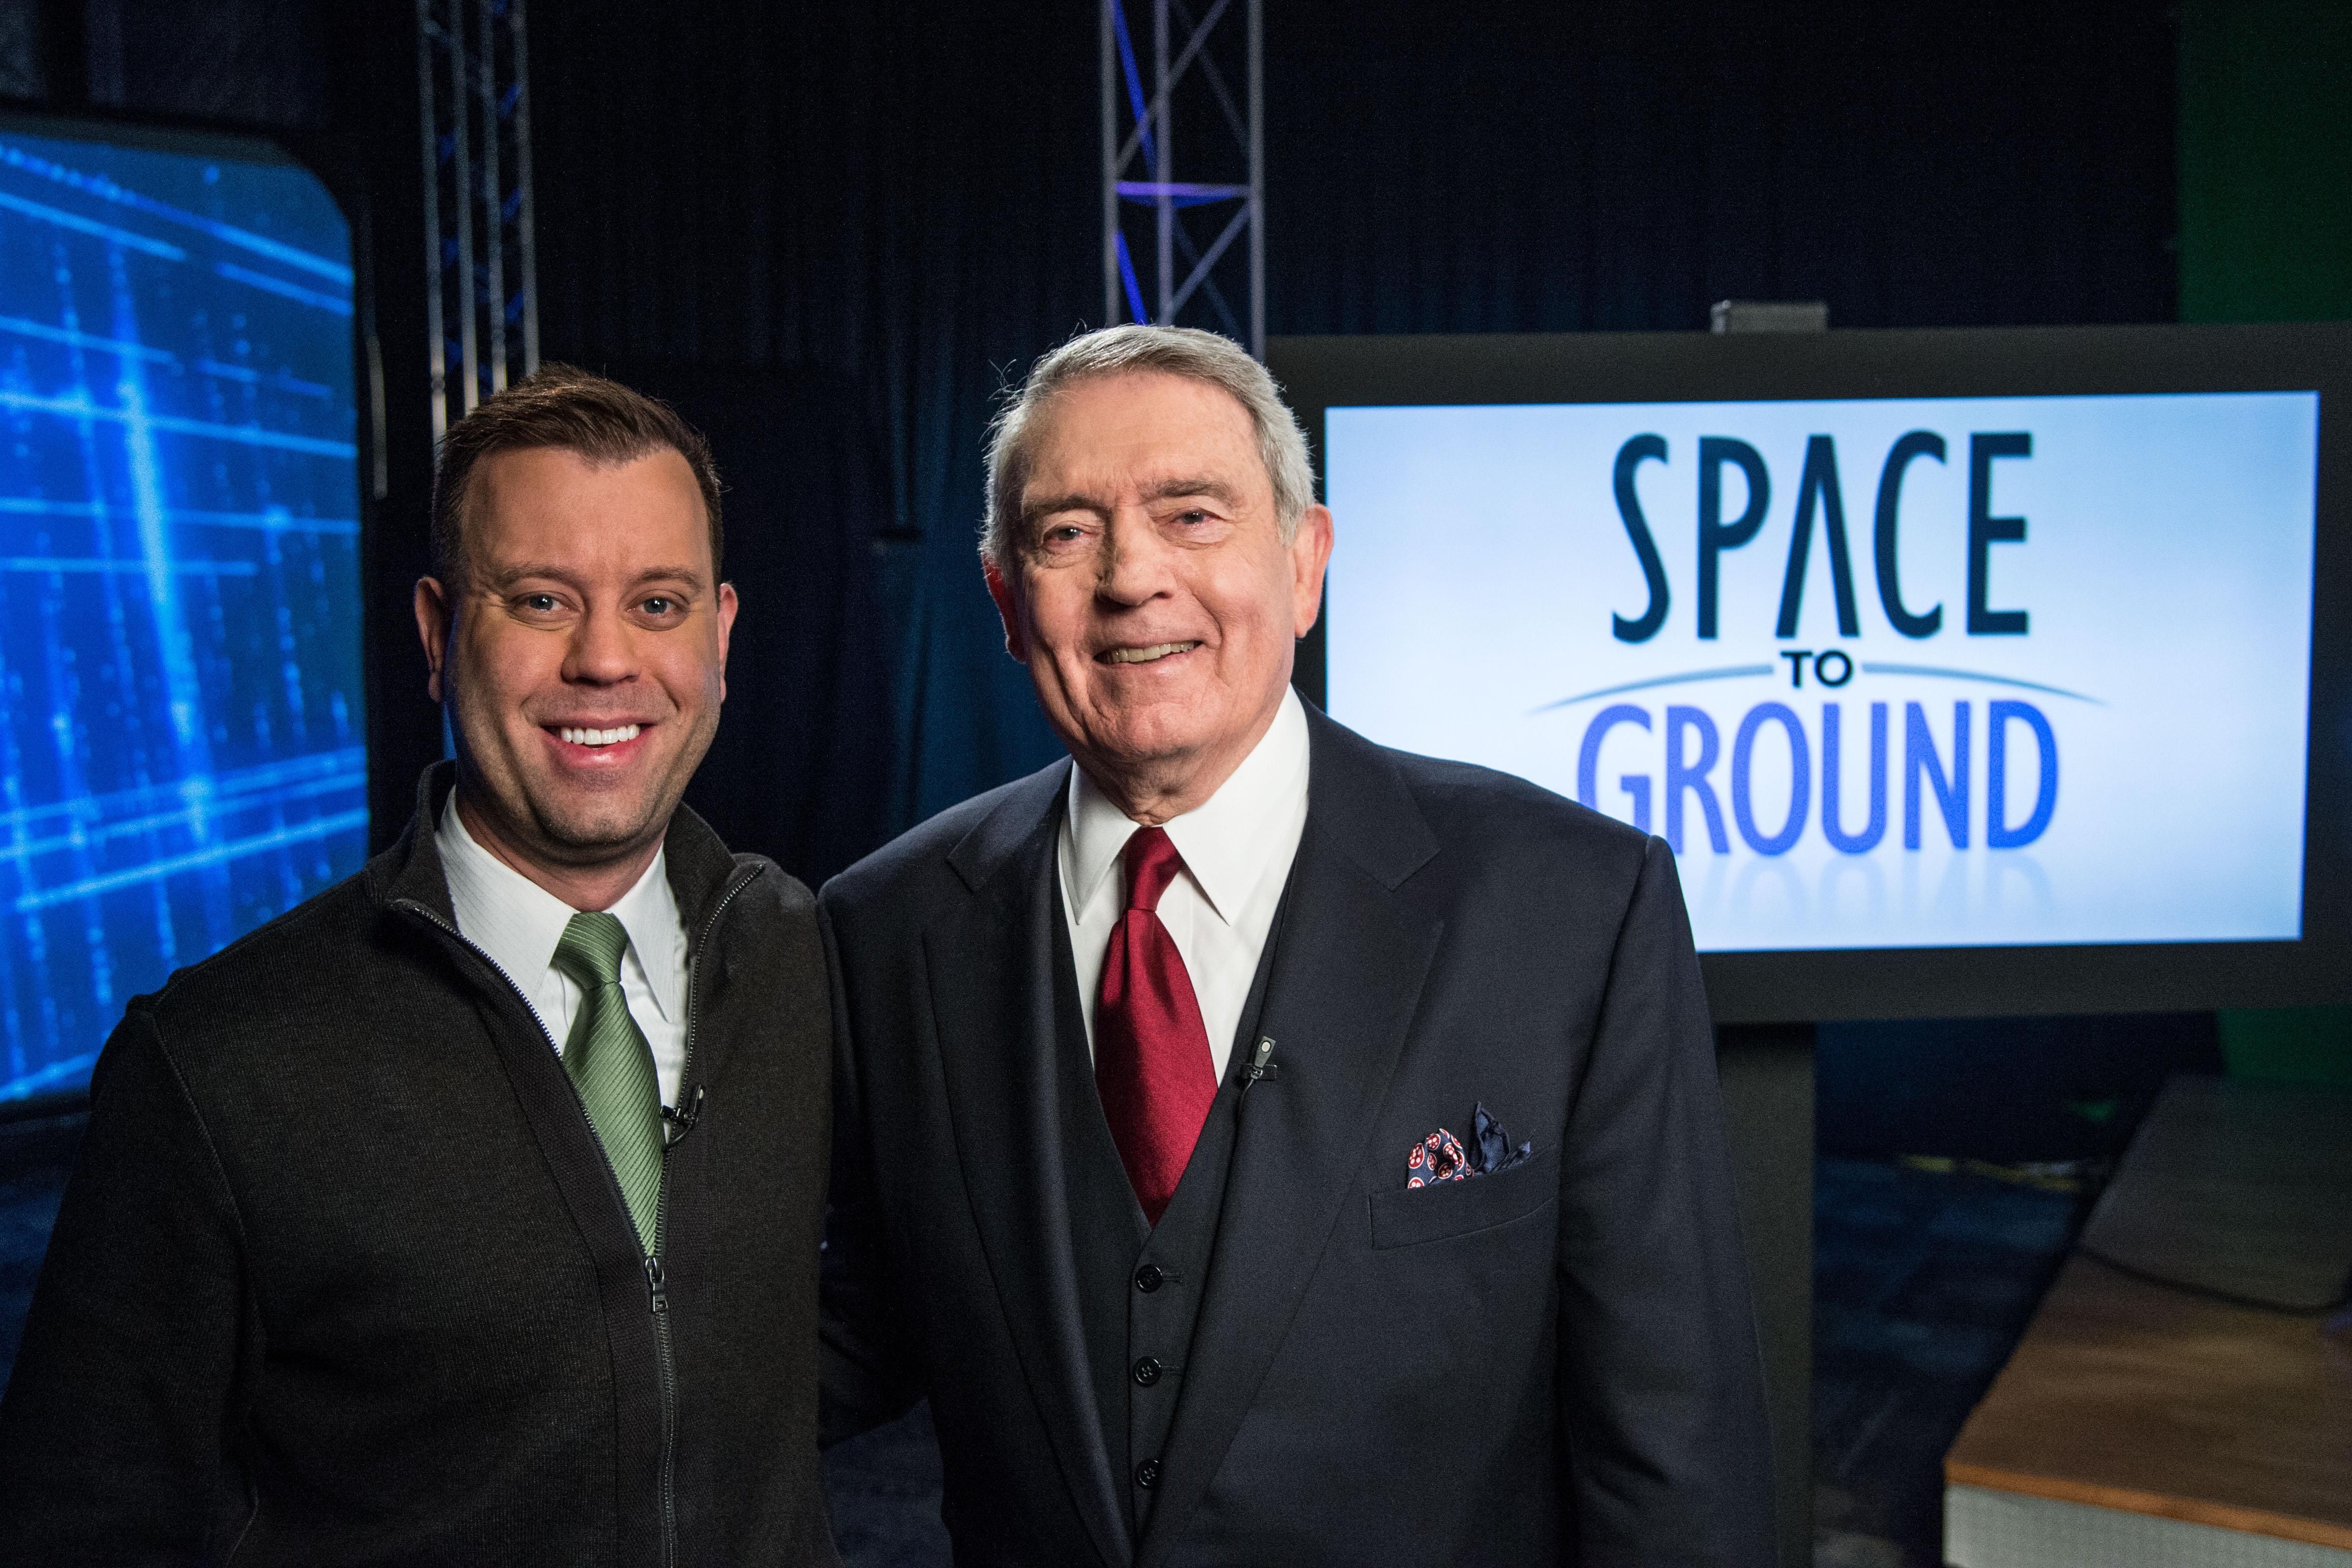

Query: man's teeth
left=1105, top=641, right=1201, bottom=665
left=559, top=724, right=641, bottom=747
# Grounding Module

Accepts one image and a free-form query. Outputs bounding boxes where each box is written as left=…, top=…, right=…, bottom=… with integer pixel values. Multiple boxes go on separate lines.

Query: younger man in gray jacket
left=0, top=367, right=837, bottom=1565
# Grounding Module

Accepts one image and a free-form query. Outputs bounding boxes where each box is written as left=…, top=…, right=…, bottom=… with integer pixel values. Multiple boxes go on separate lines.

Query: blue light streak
left=1114, top=181, right=1247, bottom=207
left=0, top=313, right=177, bottom=362
left=14, top=808, right=369, bottom=914
left=0, top=139, right=353, bottom=284
left=1857, top=664, right=2106, bottom=704
left=1109, top=0, right=1157, bottom=169
left=0, top=1051, right=96, bottom=1101
left=0, top=558, right=257, bottom=576
left=1533, top=666, right=1778, bottom=712
left=0, top=768, right=363, bottom=866
left=1117, top=232, right=1148, bottom=326
left=0, top=748, right=365, bottom=837
left=195, top=359, right=334, bottom=399
left=0, top=498, right=359, bottom=535
left=0, top=388, right=359, bottom=458
left=0, top=142, right=354, bottom=333
left=214, top=261, right=355, bottom=318
left=0, top=188, right=186, bottom=259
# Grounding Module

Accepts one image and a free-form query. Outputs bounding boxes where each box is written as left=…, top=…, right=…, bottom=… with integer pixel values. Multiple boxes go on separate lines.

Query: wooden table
left=1944, top=1075, right=2352, bottom=1566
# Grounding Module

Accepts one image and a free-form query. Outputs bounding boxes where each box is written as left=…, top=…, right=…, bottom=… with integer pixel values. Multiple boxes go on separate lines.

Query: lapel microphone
left=661, top=1084, right=706, bottom=1146
left=1239, top=1038, right=1279, bottom=1102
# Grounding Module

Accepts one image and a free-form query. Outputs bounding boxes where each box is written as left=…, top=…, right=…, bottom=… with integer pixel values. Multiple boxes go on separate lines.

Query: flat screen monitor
left=0, top=112, right=365, bottom=1101
left=1270, top=325, right=2352, bottom=1022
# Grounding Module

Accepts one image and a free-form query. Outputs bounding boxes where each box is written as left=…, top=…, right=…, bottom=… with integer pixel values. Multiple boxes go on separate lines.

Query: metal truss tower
left=416, top=0, right=538, bottom=439
left=1101, top=0, right=1263, bottom=356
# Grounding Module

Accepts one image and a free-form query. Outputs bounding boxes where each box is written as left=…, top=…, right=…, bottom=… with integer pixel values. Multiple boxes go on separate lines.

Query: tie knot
left=1121, top=826, right=1185, bottom=914
left=552, top=910, right=630, bottom=988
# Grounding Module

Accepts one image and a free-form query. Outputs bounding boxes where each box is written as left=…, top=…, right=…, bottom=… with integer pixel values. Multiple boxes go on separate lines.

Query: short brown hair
left=430, top=364, right=724, bottom=584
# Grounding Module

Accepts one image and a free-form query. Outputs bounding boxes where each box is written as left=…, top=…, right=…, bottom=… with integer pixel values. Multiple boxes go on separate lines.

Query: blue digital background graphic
left=0, top=123, right=364, bottom=1101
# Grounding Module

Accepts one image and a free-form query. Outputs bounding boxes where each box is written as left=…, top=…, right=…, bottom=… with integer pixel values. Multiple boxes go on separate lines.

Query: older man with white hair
left=819, top=325, right=1776, bottom=1567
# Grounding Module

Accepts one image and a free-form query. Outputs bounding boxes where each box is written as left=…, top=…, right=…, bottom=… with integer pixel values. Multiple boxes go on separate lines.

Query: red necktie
left=1095, top=827, right=1218, bottom=1226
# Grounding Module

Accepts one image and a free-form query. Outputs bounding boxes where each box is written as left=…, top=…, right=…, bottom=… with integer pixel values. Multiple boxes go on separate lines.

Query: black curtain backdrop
left=526, top=0, right=2176, bottom=884
left=1264, top=0, right=2177, bottom=336
left=529, top=3, right=1098, bottom=875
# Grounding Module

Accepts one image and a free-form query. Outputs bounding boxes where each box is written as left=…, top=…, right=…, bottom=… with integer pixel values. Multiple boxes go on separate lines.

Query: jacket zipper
left=647, top=861, right=762, bottom=1568
left=645, top=1249, right=676, bottom=1568
left=401, top=870, right=752, bottom=1566
left=395, top=898, right=558, bottom=1044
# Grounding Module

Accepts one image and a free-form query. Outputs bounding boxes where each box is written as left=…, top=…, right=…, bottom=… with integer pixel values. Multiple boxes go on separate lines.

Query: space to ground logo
left=1324, top=391, right=2316, bottom=951
left=1561, top=428, right=2068, bottom=862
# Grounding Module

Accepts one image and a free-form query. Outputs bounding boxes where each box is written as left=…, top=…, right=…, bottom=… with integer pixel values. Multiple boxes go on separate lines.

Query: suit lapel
left=1137, top=713, right=1444, bottom=1567
left=924, top=762, right=1131, bottom=1568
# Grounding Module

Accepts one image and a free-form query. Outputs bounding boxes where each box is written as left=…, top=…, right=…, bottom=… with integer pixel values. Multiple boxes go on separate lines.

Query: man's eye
left=522, top=593, right=560, bottom=612
left=642, top=597, right=676, bottom=615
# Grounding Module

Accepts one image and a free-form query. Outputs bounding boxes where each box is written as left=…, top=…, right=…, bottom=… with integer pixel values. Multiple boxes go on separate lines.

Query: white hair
left=980, top=324, right=1315, bottom=572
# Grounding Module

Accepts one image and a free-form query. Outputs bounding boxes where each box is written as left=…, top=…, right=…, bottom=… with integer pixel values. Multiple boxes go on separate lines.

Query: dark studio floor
left=0, top=1108, right=2089, bottom=1568
left=1807, top=1156, right=2089, bottom=1567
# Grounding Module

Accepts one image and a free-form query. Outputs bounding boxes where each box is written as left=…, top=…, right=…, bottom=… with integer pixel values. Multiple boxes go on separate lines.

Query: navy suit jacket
left=819, top=706, right=1776, bottom=1567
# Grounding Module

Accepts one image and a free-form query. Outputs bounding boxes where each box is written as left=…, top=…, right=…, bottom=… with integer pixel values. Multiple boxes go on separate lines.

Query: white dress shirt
left=437, top=797, right=689, bottom=1110
left=1060, top=686, right=1312, bottom=1080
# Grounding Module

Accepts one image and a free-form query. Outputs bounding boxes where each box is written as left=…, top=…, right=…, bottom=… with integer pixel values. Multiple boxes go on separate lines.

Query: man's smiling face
left=416, top=444, right=735, bottom=879
left=987, top=370, right=1331, bottom=819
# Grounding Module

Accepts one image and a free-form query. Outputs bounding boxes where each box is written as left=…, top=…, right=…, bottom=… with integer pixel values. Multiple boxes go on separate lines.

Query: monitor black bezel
left=1271, top=323, right=2352, bottom=1023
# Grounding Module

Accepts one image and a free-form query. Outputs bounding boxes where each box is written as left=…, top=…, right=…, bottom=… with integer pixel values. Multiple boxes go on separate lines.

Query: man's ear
left=983, top=558, right=1030, bottom=664
left=1289, top=503, right=1335, bottom=638
left=714, top=581, right=739, bottom=702
left=414, top=577, right=454, bottom=704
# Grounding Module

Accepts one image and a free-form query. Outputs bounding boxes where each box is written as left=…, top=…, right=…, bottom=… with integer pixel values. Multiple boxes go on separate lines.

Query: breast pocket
left=1367, top=1146, right=1560, bottom=1250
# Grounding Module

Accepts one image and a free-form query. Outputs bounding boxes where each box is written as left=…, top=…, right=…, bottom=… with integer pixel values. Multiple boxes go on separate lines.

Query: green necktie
left=550, top=912, right=664, bottom=1255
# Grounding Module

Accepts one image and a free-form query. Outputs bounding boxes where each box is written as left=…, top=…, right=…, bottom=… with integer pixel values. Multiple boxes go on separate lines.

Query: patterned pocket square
left=1405, top=1101, right=1535, bottom=1188
left=1405, top=1128, right=1468, bottom=1187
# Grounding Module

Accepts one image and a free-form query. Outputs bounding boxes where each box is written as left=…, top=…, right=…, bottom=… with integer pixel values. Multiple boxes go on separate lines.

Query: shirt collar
left=436, top=796, right=684, bottom=1023
left=1065, top=685, right=1311, bottom=925
left=603, top=842, right=685, bottom=1023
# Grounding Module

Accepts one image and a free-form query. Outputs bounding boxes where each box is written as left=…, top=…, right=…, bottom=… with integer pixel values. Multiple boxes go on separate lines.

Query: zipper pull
left=644, top=1254, right=668, bottom=1314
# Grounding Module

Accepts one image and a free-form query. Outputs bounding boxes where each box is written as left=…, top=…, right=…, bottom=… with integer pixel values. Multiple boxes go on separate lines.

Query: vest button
left=1134, top=1264, right=1165, bottom=1292
left=1135, top=1458, right=1161, bottom=1489
left=1132, top=1355, right=1163, bottom=1386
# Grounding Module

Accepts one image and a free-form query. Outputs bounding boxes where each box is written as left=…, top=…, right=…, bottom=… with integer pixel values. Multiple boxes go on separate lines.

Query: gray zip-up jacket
left=0, top=762, right=837, bottom=1566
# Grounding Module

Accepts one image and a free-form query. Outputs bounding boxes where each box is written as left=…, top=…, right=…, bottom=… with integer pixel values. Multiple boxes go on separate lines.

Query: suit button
left=1135, top=1458, right=1161, bottom=1489
left=1134, top=1264, right=1164, bottom=1292
left=1132, top=1356, right=1162, bottom=1386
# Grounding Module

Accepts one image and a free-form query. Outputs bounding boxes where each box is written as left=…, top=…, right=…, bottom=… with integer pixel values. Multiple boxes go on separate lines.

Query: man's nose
left=562, top=603, right=638, bottom=685
left=1097, top=508, right=1175, bottom=605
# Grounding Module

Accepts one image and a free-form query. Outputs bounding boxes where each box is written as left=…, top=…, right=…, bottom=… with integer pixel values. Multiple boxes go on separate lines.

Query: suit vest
left=1049, top=886, right=1286, bottom=1546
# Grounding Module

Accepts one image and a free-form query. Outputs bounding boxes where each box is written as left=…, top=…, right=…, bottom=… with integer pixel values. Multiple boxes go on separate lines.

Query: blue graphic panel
left=0, top=123, right=364, bottom=1100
